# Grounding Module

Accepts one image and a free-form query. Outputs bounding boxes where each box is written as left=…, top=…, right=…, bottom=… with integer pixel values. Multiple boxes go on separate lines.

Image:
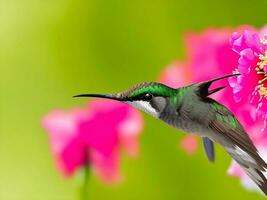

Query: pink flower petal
left=264, top=65, right=267, bottom=73
left=239, top=48, right=254, bottom=65
left=228, top=160, right=245, bottom=177
left=185, top=28, right=234, bottom=81
left=42, top=109, right=87, bottom=176
left=91, top=149, right=122, bottom=183
left=118, top=108, right=143, bottom=157
left=259, top=25, right=267, bottom=38
left=159, top=61, right=191, bottom=88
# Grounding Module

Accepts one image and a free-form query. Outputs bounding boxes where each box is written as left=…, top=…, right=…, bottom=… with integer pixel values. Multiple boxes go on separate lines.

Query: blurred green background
left=1, top=0, right=267, bottom=199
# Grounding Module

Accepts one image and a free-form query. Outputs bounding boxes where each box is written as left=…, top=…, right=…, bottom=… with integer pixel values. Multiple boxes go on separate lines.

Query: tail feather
left=206, top=98, right=267, bottom=194
left=245, top=167, right=267, bottom=194
left=194, top=73, right=240, bottom=98
left=226, top=146, right=267, bottom=195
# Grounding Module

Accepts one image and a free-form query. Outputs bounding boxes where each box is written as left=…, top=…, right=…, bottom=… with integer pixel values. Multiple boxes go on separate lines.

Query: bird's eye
left=143, top=93, right=153, bottom=101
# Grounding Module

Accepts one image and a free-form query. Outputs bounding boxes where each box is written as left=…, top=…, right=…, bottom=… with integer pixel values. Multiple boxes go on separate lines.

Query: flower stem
left=80, top=165, right=90, bottom=200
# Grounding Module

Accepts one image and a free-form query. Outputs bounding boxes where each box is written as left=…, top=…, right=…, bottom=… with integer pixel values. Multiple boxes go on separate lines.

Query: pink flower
left=227, top=27, right=267, bottom=193
left=179, top=135, right=198, bottom=155
left=185, top=28, right=238, bottom=82
left=160, top=61, right=191, bottom=88
left=42, top=100, right=143, bottom=183
left=229, top=29, right=267, bottom=128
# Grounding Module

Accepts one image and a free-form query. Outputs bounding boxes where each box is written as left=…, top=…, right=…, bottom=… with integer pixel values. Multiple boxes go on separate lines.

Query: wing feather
left=208, top=100, right=267, bottom=194
left=180, top=74, right=267, bottom=194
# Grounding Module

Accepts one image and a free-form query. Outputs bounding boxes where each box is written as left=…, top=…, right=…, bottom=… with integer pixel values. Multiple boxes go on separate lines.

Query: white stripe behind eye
left=127, top=101, right=159, bottom=117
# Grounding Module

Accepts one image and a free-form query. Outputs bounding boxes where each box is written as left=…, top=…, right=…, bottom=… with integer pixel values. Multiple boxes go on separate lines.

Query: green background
left=1, top=0, right=267, bottom=199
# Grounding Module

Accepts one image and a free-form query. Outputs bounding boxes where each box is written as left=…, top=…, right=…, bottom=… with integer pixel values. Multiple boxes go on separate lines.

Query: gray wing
left=180, top=93, right=267, bottom=194
left=179, top=74, right=267, bottom=194
left=209, top=99, right=267, bottom=195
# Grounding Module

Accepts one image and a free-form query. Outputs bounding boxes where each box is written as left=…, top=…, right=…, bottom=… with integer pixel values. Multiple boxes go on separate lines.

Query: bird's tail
left=225, top=145, right=267, bottom=195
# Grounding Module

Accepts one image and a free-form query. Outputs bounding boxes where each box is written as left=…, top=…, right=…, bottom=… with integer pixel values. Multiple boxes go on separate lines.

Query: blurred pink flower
left=228, top=29, right=267, bottom=128
left=179, top=135, right=198, bottom=155
left=42, top=100, right=143, bottom=183
left=160, top=61, right=191, bottom=88
left=185, top=28, right=238, bottom=82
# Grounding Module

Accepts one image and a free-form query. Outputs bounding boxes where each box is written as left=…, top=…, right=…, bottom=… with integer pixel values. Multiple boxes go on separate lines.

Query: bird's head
left=74, top=82, right=176, bottom=118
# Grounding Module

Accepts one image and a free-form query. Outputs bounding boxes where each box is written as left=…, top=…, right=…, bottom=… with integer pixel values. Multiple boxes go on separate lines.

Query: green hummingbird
left=74, top=74, right=267, bottom=194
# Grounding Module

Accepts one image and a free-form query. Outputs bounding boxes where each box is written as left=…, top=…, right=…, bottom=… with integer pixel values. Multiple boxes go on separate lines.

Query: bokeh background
left=1, top=0, right=267, bottom=199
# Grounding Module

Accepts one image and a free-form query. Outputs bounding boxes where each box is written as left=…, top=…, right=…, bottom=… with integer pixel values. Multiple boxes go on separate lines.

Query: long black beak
left=73, top=94, right=123, bottom=101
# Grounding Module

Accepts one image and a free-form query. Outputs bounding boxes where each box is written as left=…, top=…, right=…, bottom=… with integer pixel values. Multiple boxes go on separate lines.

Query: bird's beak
left=73, top=93, right=124, bottom=101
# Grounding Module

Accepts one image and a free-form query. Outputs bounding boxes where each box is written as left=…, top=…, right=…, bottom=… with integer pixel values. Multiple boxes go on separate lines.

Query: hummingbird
left=74, top=74, right=267, bottom=194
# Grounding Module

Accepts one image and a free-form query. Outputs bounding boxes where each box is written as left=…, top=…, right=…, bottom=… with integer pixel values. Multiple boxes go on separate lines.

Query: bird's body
left=74, top=74, right=267, bottom=195
left=159, top=86, right=212, bottom=135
